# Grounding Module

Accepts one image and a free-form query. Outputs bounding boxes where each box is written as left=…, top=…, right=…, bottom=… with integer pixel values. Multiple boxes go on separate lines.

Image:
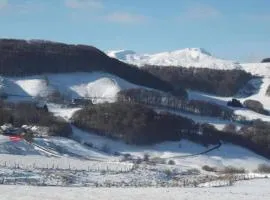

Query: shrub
left=23, top=131, right=34, bottom=143
left=186, top=168, right=200, bottom=175
left=122, top=153, right=132, bottom=161
left=202, top=165, right=217, bottom=172
left=243, top=99, right=268, bottom=115
left=223, top=124, right=237, bottom=134
left=257, top=164, right=270, bottom=173
left=222, top=166, right=246, bottom=174
left=164, top=169, right=173, bottom=177
left=168, top=160, right=176, bottom=165
left=151, top=157, right=166, bottom=164
left=143, top=153, right=150, bottom=162
left=266, top=85, right=270, bottom=96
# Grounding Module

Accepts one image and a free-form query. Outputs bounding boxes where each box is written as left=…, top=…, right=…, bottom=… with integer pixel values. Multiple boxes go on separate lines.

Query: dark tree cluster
left=72, top=102, right=199, bottom=145
left=221, top=120, right=270, bottom=159
left=72, top=102, right=226, bottom=146
left=118, top=88, right=233, bottom=119
left=261, top=58, right=270, bottom=63
left=0, top=100, right=71, bottom=137
left=143, top=65, right=253, bottom=96
left=227, top=98, right=243, bottom=108
left=243, top=99, right=269, bottom=115
left=0, top=39, right=172, bottom=93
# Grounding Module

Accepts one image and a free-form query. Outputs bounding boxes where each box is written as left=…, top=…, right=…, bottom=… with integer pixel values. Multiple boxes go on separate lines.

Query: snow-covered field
left=72, top=126, right=270, bottom=171
left=0, top=178, right=269, bottom=200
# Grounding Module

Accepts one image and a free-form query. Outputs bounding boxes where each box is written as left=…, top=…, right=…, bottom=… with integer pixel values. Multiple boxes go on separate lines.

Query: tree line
left=143, top=65, right=253, bottom=96
left=118, top=88, right=234, bottom=119
left=0, top=100, right=71, bottom=137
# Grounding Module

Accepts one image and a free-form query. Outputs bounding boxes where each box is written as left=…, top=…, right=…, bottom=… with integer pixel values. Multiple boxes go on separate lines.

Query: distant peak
left=182, top=48, right=212, bottom=56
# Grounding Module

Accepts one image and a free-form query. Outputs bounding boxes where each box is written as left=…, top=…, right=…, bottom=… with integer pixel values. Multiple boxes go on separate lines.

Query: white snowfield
left=72, top=126, right=270, bottom=171
left=0, top=179, right=269, bottom=200
left=0, top=72, right=139, bottom=103
left=243, top=63, right=270, bottom=78
left=107, top=48, right=242, bottom=69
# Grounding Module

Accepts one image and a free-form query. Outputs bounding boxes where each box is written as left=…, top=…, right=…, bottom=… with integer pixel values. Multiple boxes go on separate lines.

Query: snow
left=15, top=79, right=55, bottom=98
left=47, top=103, right=81, bottom=121
left=242, top=63, right=270, bottom=77
left=72, top=126, right=270, bottom=171
left=188, top=77, right=270, bottom=122
left=0, top=135, right=42, bottom=156
left=0, top=178, right=269, bottom=200
left=3, top=72, right=140, bottom=103
left=107, top=48, right=242, bottom=69
left=33, top=137, right=110, bottom=160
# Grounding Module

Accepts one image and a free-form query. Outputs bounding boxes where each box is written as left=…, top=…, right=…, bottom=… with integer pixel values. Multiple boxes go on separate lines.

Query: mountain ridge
left=107, top=48, right=242, bottom=70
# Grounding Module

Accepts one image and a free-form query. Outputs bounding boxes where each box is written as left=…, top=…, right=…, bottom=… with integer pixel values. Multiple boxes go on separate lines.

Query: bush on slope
left=243, top=99, right=269, bottom=115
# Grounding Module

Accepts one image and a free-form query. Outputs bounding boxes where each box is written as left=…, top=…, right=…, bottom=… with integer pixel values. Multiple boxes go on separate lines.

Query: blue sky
left=0, top=0, right=269, bottom=62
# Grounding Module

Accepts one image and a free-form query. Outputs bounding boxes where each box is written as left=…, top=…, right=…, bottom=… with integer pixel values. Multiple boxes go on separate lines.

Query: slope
left=3, top=72, right=141, bottom=103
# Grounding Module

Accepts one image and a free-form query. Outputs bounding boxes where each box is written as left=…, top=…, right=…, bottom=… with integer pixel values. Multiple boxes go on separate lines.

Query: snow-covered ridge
left=107, top=48, right=242, bottom=70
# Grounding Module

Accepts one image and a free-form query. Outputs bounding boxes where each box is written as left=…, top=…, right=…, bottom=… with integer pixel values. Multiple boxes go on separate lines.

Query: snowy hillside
left=107, top=48, right=242, bottom=69
left=242, top=63, right=270, bottom=77
left=1, top=72, right=140, bottom=103
left=72, top=126, right=270, bottom=171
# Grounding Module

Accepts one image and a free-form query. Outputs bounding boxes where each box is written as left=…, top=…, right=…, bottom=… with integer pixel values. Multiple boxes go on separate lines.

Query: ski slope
left=107, top=48, right=242, bottom=69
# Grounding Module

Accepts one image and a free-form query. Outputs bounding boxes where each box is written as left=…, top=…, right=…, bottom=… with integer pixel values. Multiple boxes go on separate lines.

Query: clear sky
left=0, top=0, right=269, bottom=62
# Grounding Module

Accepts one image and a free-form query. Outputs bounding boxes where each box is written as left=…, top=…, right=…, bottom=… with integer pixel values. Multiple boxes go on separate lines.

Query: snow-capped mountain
left=107, top=48, right=242, bottom=70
